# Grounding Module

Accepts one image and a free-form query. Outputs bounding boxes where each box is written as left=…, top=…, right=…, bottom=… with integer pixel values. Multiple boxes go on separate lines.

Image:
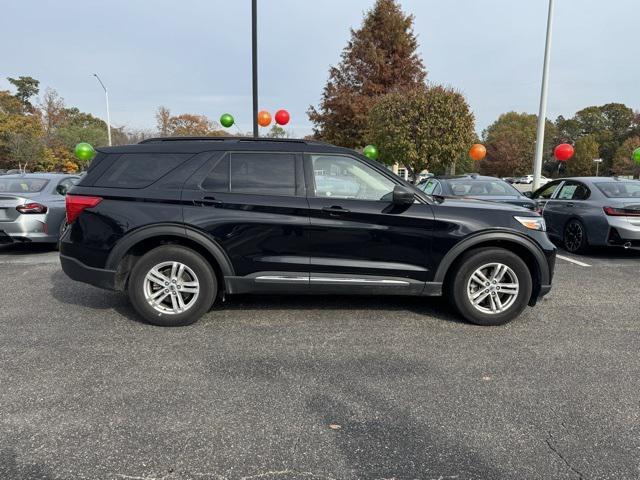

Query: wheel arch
left=435, top=231, right=551, bottom=306
left=105, top=224, right=234, bottom=291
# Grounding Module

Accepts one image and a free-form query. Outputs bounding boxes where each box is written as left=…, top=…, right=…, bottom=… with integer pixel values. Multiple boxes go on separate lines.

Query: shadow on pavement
left=218, top=294, right=467, bottom=325
left=0, top=243, right=56, bottom=256
left=49, top=266, right=466, bottom=327
left=49, top=269, right=144, bottom=323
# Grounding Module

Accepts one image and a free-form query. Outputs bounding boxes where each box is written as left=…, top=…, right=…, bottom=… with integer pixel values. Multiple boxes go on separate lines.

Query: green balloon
left=74, top=142, right=96, bottom=161
left=633, top=148, right=640, bottom=165
left=363, top=144, right=379, bottom=160
left=220, top=113, right=234, bottom=128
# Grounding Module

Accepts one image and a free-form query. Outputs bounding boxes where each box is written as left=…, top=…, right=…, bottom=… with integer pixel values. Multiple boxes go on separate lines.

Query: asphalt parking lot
left=1, top=244, right=639, bottom=479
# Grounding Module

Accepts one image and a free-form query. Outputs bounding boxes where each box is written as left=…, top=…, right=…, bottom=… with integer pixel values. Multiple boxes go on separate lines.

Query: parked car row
left=4, top=142, right=638, bottom=329
left=418, top=173, right=640, bottom=254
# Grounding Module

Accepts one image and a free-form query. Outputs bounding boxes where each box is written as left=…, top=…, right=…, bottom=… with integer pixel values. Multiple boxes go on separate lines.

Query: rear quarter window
left=94, top=153, right=191, bottom=188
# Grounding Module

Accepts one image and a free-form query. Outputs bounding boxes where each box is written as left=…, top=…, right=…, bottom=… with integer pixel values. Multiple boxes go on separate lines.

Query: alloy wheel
left=466, top=262, right=520, bottom=315
left=143, top=261, right=200, bottom=315
left=564, top=222, right=584, bottom=252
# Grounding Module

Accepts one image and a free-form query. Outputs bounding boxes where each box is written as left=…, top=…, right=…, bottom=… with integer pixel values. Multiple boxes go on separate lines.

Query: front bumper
left=60, top=254, right=116, bottom=290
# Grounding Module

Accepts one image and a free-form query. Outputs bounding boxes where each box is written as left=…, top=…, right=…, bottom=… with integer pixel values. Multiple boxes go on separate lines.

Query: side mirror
left=392, top=185, right=414, bottom=206
left=56, top=184, right=68, bottom=196
left=522, top=191, right=533, bottom=198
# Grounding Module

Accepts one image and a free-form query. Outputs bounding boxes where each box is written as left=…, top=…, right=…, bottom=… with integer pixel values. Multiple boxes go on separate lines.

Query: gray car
left=0, top=173, right=79, bottom=246
left=530, top=177, right=640, bottom=253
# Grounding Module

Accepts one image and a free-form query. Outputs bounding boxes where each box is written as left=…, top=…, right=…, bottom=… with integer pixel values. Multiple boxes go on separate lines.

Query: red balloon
left=275, top=109, right=290, bottom=126
left=554, top=143, right=574, bottom=162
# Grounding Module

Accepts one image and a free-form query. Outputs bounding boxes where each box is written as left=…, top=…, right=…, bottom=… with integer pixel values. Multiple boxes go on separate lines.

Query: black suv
left=60, top=137, right=555, bottom=327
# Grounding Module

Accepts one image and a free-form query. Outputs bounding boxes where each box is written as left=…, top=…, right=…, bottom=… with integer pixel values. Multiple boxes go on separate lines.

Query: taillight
left=66, top=194, right=102, bottom=224
left=16, top=202, right=48, bottom=214
left=603, top=206, right=640, bottom=217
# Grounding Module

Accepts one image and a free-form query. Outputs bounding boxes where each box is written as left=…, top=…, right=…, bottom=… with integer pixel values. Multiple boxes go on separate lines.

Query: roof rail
left=139, top=136, right=331, bottom=146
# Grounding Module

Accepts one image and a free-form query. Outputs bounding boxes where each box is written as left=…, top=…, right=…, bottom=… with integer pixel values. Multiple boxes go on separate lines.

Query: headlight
left=514, top=216, right=546, bottom=231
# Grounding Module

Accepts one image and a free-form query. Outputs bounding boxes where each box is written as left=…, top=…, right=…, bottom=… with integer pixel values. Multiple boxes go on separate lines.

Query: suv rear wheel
left=128, top=245, right=217, bottom=327
left=449, top=248, right=532, bottom=326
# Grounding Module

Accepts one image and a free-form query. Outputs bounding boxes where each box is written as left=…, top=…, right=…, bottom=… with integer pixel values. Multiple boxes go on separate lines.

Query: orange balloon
left=469, top=144, right=487, bottom=161
left=257, top=110, right=272, bottom=127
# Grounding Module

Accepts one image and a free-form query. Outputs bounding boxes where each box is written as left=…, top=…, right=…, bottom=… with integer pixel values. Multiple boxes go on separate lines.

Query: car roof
left=433, top=174, right=504, bottom=181
left=558, top=176, right=639, bottom=183
left=98, top=137, right=354, bottom=155
left=0, top=173, right=77, bottom=179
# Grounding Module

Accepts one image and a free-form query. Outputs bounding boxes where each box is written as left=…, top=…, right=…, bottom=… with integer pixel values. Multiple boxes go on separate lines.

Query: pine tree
left=308, top=0, right=426, bottom=148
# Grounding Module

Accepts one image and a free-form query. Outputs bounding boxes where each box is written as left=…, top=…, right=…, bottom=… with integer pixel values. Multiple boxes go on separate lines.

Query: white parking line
left=556, top=254, right=591, bottom=267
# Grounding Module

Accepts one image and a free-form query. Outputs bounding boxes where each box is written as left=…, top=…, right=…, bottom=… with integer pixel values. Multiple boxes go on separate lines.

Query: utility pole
left=252, top=0, right=259, bottom=138
left=93, top=74, right=112, bottom=146
left=532, top=0, right=555, bottom=191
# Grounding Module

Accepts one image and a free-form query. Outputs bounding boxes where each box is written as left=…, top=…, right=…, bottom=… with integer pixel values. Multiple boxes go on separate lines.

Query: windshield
left=448, top=179, right=521, bottom=197
left=595, top=181, right=640, bottom=198
left=0, top=178, right=49, bottom=193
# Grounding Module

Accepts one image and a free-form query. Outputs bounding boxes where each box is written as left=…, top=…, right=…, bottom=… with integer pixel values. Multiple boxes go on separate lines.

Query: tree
left=612, top=137, right=640, bottom=178
left=308, top=0, right=426, bottom=148
left=480, top=112, right=557, bottom=177
left=156, top=106, right=171, bottom=136
left=38, top=88, right=66, bottom=144
left=7, top=76, right=40, bottom=112
left=0, top=90, right=23, bottom=115
left=167, top=113, right=224, bottom=137
left=570, top=103, right=635, bottom=170
left=0, top=112, right=44, bottom=169
left=366, top=86, right=475, bottom=180
left=266, top=124, right=288, bottom=138
left=565, top=134, right=599, bottom=176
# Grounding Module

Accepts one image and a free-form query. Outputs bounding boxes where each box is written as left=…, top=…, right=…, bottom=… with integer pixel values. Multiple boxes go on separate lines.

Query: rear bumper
left=0, top=215, right=57, bottom=243
left=60, top=254, right=116, bottom=290
left=607, top=218, right=640, bottom=244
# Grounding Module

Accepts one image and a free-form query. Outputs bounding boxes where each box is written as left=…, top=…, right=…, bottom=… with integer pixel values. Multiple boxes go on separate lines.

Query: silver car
left=530, top=177, right=640, bottom=253
left=0, top=173, right=79, bottom=246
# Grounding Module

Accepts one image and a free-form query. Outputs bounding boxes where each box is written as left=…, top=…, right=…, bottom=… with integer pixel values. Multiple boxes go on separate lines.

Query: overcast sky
left=1, top=0, right=637, bottom=137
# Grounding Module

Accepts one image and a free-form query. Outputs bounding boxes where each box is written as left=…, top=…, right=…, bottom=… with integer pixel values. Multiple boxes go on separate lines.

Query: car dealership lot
left=1, top=245, right=639, bottom=479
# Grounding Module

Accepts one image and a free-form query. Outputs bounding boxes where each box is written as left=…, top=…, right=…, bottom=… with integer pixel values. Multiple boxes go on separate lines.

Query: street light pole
left=594, top=158, right=603, bottom=176
left=93, top=73, right=112, bottom=146
left=251, top=0, right=259, bottom=138
left=532, top=0, right=555, bottom=191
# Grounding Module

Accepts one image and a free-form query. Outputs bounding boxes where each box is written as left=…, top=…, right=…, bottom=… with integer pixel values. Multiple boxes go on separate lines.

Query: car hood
left=461, top=195, right=537, bottom=209
left=435, top=195, right=534, bottom=213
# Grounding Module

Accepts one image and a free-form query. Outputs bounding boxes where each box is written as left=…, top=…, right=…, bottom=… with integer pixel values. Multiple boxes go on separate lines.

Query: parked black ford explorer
left=60, top=137, right=555, bottom=327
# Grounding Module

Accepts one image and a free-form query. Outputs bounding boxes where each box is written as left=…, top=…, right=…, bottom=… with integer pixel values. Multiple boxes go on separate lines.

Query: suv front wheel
left=449, top=248, right=533, bottom=326
left=128, top=245, right=217, bottom=327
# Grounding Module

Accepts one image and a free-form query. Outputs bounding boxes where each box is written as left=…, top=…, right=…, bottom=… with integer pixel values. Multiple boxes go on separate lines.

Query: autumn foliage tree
left=612, top=137, right=640, bottom=178
left=366, top=86, right=475, bottom=179
left=154, top=107, right=228, bottom=137
left=308, top=0, right=426, bottom=148
left=480, top=112, right=557, bottom=177
left=564, top=134, right=599, bottom=176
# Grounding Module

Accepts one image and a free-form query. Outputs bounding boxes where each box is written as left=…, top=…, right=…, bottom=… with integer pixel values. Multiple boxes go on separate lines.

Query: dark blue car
left=418, top=174, right=538, bottom=212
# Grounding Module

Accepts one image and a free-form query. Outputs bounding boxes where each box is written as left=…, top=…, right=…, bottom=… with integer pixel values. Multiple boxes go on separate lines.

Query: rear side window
left=95, top=153, right=191, bottom=188
left=202, top=152, right=296, bottom=196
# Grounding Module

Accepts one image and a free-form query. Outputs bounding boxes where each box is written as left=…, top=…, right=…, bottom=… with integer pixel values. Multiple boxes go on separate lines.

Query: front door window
left=310, top=155, right=395, bottom=201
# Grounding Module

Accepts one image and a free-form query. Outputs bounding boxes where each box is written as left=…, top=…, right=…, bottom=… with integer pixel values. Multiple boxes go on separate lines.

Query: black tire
left=55, top=220, right=67, bottom=251
left=563, top=219, right=589, bottom=254
left=449, top=248, right=533, bottom=326
left=127, top=245, right=217, bottom=327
